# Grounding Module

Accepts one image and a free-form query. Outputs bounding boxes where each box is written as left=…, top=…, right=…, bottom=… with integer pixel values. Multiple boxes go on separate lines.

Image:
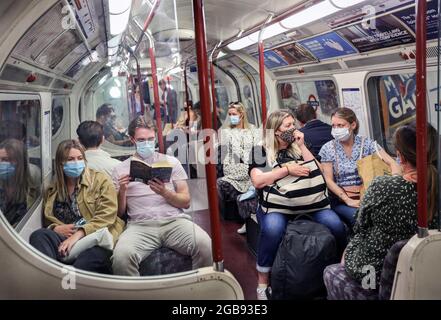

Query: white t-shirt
left=111, top=152, right=188, bottom=222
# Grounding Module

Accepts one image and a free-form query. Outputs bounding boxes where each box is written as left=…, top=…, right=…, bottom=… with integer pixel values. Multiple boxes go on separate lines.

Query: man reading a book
left=111, top=116, right=212, bottom=276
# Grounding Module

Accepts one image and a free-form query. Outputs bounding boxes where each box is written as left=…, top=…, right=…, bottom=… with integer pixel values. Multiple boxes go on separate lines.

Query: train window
left=93, top=76, right=132, bottom=147
left=0, top=96, right=42, bottom=229
left=214, top=81, right=230, bottom=125
left=51, top=96, right=68, bottom=136
left=277, top=79, right=339, bottom=124
left=367, top=73, right=416, bottom=153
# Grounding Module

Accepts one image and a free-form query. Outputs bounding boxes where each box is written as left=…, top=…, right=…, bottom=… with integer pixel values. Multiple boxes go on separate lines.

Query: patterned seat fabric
left=236, top=196, right=258, bottom=220
left=139, top=247, right=192, bottom=276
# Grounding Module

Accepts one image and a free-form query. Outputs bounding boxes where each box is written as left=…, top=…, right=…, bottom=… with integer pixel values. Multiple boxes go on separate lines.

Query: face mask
left=230, top=115, right=240, bottom=125
left=63, top=160, right=85, bottom=178
left=278, top=128, right=296, bottom=145
left=0, top=162, right=16, bottom=180
left=136, top=140, right=156, bottom=159
left=331, top=127, right=351, bottom=142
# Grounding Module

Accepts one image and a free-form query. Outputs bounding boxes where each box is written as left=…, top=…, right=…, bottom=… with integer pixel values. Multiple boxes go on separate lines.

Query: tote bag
left=261, top=159, right=330, bottom=215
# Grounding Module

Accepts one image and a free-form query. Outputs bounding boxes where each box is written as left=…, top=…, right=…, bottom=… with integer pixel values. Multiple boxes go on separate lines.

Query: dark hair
left=394, top=122, right=438, bottom=221
left=128, top=116, right=157, bottom=138
left=0, top=120, right=27, bottom=142
left=193, top=101, right=201, bottom=111
left=331, top=107, right=359, bottom=135
left=96, top=104, right=114, bottom=119
left=295, top=104, right=317, bottom=124
left=76, top=121, right=104, bottom=149
left=159, top=79, right=166, bottom=87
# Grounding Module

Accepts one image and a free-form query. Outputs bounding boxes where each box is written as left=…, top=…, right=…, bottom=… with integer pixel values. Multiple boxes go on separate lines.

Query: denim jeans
left=256, top=206, right=347, bottom=273
left=331, top=198, right=357, bottom=227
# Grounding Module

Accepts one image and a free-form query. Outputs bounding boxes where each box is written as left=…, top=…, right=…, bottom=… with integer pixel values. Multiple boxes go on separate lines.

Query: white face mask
left=331, top=127, right=351, bottom=142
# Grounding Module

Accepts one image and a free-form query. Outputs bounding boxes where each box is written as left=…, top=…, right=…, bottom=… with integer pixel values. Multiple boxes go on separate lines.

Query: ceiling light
left=110, top=9, right=131, bottom=35
left=280, top=1, right=340, bottom=29
left=330, top=0, right=366, bottom=8
left=109, top=86, right=121, bottom=99
left=227, top=36, right=256, bottom=51
left=248, top=23, right=288, bottom=43
left=109, top=0, right=132, bottom=14
left=217, top=51, right=227, bottom=59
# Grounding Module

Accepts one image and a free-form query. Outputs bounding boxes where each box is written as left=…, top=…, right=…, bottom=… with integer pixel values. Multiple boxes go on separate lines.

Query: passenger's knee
left=112, top=245, right=139, bottom=265
left=29, top=228, right=52, bottom=245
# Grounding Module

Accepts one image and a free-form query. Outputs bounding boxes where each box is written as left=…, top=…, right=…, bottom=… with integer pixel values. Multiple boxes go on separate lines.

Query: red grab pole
left=210, top=62, right=218, bottom=130
left=258, top=41, right=267, bottom=127
left=415, top=0, right=428, bottom=237
left=193, top=0, right=224, bottom=269
left=150, top=47, right=165, bottom=154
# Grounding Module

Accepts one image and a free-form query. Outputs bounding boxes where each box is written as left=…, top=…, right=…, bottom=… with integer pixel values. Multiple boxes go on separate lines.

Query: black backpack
left=271, top=218, right=337, bottom=300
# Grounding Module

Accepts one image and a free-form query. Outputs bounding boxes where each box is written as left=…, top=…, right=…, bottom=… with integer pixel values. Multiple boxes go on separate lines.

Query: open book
left=129, top=158, right=173, bottom=183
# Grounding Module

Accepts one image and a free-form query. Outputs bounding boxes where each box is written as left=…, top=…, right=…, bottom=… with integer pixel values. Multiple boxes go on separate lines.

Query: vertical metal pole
left=437, top=0, right=441, bottom=232
left=416, top=0, right=429, bottom=237
left=193, top=0, right=224, bottom=270
left=184, top=63, right=191, bottom=128
left=136, top=61, right=145, bottom=115
left=210, top=62, right=218, bottom=130
left=150, top=47, right=165, bottom=154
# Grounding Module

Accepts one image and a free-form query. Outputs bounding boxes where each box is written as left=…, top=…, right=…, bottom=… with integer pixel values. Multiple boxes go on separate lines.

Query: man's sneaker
left=256, top=286, right=271, bottom=300
left=237, top=223, right=246, bottom=234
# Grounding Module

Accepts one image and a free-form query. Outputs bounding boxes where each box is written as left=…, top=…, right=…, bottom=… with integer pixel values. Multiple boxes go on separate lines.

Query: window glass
left=277, top=79, right=339, bottom=124
left=367, top=73, right=416, bottom=153
left=51, top=96, right=68, bottom=136
left=0, top=97, right=42, bottom=228
left=93, top=76, right=133, bottom=147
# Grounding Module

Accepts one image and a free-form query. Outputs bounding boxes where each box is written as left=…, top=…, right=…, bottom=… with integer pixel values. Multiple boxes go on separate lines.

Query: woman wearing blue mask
left=318, top=108, right=400, bottom=228
left=217, top=102, right=260, bottom=234
left=0, top=139, right=39, bottom=227
left=29, top=140, right=124, bottom=274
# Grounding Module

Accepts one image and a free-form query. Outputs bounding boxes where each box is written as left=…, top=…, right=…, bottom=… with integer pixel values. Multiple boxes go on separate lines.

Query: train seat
left=323, top=239, right=408, bottom=300
left=139, top=247, right=192, bottom=276
left=245, top=214, right=260, bottom=257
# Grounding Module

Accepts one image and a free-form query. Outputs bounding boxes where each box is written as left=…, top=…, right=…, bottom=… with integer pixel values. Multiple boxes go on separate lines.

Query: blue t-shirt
left=318, top=135, right=377, bottom=187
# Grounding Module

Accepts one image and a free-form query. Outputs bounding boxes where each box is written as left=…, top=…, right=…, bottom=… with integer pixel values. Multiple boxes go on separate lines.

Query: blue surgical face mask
left=0, top=162, right=16, bottom=180
left=230, top=115, right=240, bottom=126
left=136, top=140, right=156, bottom=159
left=63, top=160, right=85, bottom=178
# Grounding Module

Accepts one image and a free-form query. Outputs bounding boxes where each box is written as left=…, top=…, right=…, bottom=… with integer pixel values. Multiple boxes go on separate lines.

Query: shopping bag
left=357, top=150, right=391, bottom=198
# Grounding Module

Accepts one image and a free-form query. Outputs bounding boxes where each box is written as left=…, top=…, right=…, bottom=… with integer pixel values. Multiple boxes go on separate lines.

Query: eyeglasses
left=229, top=101, right=240, bottom=106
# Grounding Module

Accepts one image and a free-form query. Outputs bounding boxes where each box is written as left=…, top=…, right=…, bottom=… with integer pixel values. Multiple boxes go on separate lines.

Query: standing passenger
left=249, top=110, right=346, bottom=300
left=111, top=116, right=212, bottom=276
left=318, top=108, right=400, bottom=227
left=77, top=121, right=121, bottom=177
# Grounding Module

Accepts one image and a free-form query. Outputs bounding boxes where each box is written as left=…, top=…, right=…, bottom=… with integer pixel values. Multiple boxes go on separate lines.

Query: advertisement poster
left=315, top=80, right=339, bottom=116
left=272, top=42, right=316, bottom=65
left=337, top=15, right=414, bottom=53
left=259, top=50, right=289, bottom=69
left=298, top=32, right=358, bottom=60
left=378, top=74, right=416, bottom=142
left=393, top=0, right=439, bottom=41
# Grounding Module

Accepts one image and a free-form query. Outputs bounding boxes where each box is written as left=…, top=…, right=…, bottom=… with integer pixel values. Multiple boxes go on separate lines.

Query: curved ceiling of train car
left=0, top=0, right=434, bottom=93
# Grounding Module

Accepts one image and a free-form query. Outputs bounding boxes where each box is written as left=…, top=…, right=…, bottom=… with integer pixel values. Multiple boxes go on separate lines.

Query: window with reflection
left=52, top=96, right=68, bottom=136
left=367, top=73, right=416, bottom=153
left=0, top=97, right=42, bottom=228
left=277, top=79, right=339, bottom=124
left=93, top=76, right=133, bottom=147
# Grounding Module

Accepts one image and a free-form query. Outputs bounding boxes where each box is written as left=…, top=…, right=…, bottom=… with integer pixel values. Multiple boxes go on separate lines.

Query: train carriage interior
left=0, top=0, right=441, bottom=300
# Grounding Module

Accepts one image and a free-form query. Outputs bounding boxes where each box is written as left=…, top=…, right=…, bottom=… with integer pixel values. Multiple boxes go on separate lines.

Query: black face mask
left=278, top=128, right=296, bottom=145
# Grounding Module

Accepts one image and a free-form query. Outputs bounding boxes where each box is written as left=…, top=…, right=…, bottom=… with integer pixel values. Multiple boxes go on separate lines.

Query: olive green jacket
left=44, top=168, right=124, bottom=244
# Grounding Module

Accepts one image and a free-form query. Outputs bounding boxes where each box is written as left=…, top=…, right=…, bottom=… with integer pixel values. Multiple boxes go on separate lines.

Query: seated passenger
left=29, top=140, right=124, bottom=274
left=111, top=116, right=212, bottom=276
left=249, top=109, right=347, bottom=300
left=217, top=102, right=260, bottom=234
left=175, top=100, right=201, bottom=132
left=96, top=104, right=132, bottom=147
left=76, top=121, right=121, bottom=177
left=324, top=123, right=439, bottom=299
left=318, top=108, right=400, bottom=227
left=294, top=104, right=333, bottom=160
left=0, top=139, right=39, bottom=227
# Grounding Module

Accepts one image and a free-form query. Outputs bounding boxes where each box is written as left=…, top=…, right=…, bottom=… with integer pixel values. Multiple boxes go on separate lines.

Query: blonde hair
left=228, top=102, right=251, bottom=129
left=264, top=109, right=301, bottom=165
left=53, top=140, right=86, bottom=202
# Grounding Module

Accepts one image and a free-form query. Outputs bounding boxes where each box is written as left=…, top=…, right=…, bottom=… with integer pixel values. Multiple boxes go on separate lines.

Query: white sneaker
left=256, top=286, right=271, bottom=300
left=237, top=223, right=246, bottom=234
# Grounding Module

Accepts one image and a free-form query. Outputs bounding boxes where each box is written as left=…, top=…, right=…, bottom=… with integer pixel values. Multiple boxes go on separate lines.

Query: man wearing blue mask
left=111, top=116, right=212, bottom=276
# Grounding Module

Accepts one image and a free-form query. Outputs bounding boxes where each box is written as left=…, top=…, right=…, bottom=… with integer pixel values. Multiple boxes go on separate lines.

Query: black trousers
left=29, top=228, right=112, bottom=274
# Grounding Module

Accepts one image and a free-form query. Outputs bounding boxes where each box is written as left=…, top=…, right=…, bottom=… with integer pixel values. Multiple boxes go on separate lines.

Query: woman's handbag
left=261, top=159, right=330, bottom=215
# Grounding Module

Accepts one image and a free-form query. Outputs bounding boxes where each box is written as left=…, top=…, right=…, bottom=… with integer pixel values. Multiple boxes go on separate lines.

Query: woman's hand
left=54, top=224, right=76, bottom=238
left=344, top=198, right=360, bottom=208
left=286, top=163, right=310, bottom=177
left=58, top=229, right=85, bottom=257
left=294, top=130, right=305, bottom=147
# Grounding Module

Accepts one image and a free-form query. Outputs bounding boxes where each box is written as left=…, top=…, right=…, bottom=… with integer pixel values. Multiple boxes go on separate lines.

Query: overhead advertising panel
left=298, top=32, right=358, bottom=60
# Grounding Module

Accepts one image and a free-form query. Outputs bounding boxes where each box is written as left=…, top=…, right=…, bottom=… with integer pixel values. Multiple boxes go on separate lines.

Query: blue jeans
left=256, top=206, right=347, bottom=273
left=331, top=198, right=357, bottom=227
